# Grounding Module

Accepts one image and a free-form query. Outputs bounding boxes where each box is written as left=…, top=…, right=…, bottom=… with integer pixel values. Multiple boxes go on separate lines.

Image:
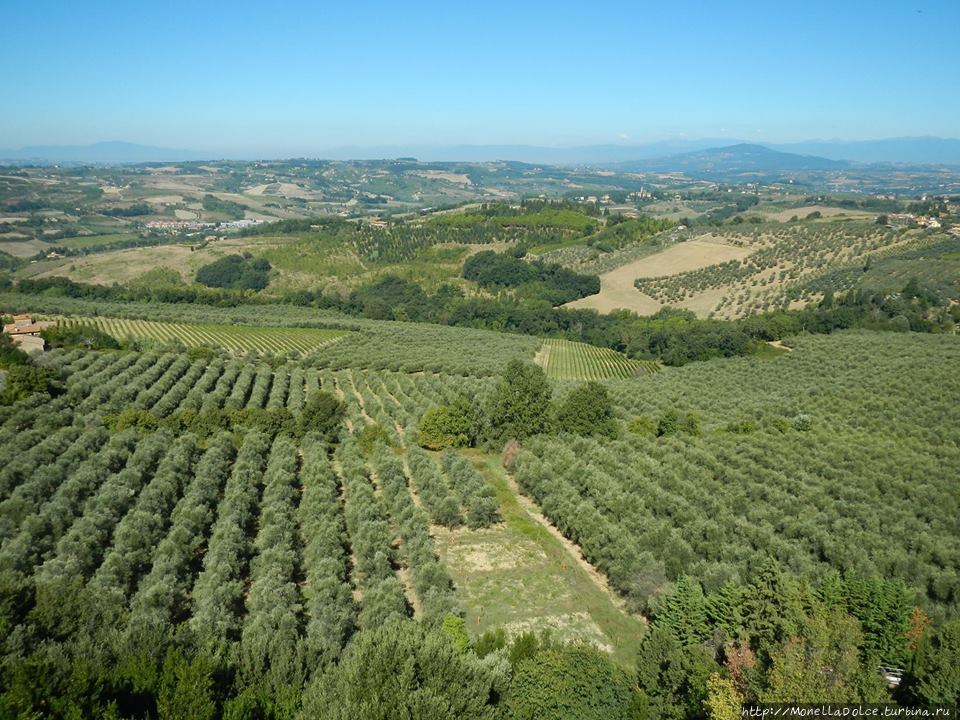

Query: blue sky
left=3, top=0, right=958, bottom=155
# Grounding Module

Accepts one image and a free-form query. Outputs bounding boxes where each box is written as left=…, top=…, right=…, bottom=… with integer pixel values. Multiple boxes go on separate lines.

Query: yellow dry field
left=34, top=245, right=206, bottom=285
left=0, top=239, right=49, bottom=257
left=763, top=205, right=874, bottom=222
left=144, top=195, right=184, bottom=205
left=566, top=237, right=751, bottom=315
left=244, top=183, right=317, bottom=199
left=409, top=170, right=473, bottom=185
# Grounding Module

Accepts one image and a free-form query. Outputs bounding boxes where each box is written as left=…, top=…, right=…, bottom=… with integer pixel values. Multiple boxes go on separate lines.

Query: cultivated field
left=536, top=338, right=659, bottom=380
left=1, top=293, right=542, bottom=375
left=2, top=329, right=955, bottom=660
left=634, top=223, right=934, bottom=317
left=61, top=317, right=347, bottom=355
left=0, top=322, right=957, bottom=714
left=565, top=236, right=750, bottom=315
left=515, top=331, right=960, bottom=611
left=0, top=349, right=636, bottom=673
left=563, top=223, right=942, bottom=319
left=33, top=244, right=213, bottom=285
left=761, top=204, right=876, bottom=222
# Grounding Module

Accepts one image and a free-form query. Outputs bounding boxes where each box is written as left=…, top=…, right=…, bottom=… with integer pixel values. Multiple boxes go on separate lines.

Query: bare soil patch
left=409, top=170, right=472, bottom=185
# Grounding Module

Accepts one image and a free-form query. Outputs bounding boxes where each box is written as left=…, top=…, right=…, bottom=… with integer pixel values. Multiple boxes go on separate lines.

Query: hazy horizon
left=5, top=0, right=959, bottom=157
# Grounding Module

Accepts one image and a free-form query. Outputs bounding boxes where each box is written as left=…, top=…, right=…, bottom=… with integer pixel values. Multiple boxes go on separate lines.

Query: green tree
left=418, top=404, right=473, bottom=450
left=636, top=626, right=718, bottom=720
left=508, top=644, right=637, bottom=720
left=41, top=323, right=120, bottom=350
left=909, top=620, right=960, bottom=705
left=299, top=391, right=345, bottom=442
left=157, top=646, right=217, bottom=720
left=654, top=576, right=710, bottom=646
left=839, top=576, right=912, bottom=666
left=483, top=360, right=552, bottom=445
left=760, top=607, right=886, bottom=704
left=300, top=619, right=501, bottom=720
left=553, top=381, right=617, bottom=437
left=0, top=365, right=63, bottom=405
left=441, top=615, right=470, bottom=654
left=705, top=673, right=742, bottom=720
left=657, top=410, right=702, bottom=437
left=742, top=562, right=808, bottom=656
left=0, top=331, right=30, bottom=367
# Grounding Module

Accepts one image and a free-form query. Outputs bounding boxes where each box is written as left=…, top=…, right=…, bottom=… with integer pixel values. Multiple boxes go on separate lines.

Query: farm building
left=2, top=314, right=54, bottom=354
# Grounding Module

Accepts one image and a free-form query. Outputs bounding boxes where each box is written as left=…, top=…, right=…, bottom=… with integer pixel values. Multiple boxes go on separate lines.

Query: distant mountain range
left=319, top=137, right=960, bottom=166
left=772, top=137, right=960, bottom=165
left=614, top=144, right=848, bottom=174
left=2, top=136, right=959, bottom=166
left=0, top=141, right=209, bottom=164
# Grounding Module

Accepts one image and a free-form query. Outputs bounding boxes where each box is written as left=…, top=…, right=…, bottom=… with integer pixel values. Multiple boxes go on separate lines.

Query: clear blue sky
left=4, top=0, right=958, bottom=155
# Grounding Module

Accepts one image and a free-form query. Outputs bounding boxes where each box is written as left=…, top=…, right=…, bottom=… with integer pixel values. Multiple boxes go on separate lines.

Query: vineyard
left=60, top=317, right=348, bottom=355
left=536, top=338, right=659, bottom=380
left=0, top=294, right=542, bottom=375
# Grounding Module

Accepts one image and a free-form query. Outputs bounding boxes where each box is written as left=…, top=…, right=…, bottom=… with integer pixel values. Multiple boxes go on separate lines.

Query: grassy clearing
left=62, top=316, right=347, bottom=355
left=434, top=451, right=645, bottom=667
left=55, top=232, right=141, bottom=250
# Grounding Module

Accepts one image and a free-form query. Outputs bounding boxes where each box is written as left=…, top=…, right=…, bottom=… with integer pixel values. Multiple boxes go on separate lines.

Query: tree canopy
left=195, top=254, right=271, bottom=291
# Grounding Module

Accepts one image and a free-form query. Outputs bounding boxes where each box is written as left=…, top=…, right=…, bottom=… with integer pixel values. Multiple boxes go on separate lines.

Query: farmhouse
left=2, top=314, right=55, bottom=353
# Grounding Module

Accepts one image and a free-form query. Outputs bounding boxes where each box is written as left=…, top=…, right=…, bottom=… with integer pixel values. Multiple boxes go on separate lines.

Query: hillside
left=617, top=143, right=848, bottom=175
left=2, top=166, right=959, bottom=718
left=0, top=316, right=956, bottom=715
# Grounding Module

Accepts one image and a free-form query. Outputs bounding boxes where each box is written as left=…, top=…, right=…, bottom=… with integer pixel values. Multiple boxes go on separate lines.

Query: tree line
left=5, top=268, right=958, bottom=370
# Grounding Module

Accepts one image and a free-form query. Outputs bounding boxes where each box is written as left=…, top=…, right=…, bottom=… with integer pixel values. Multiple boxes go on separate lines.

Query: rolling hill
left=616, top=143, right=848, bottom=175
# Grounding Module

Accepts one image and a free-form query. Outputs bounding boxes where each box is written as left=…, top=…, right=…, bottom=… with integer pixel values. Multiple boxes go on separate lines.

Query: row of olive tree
left=189, top=431, right=271, bottom=656
left=439, top=451, right=500, bottom=529
left=34, top=431, right=172, bottom=585
left=335, top=440, right=409, bottom=629
left=0, top=429, right=136, bottom=577
left=86, top=434, right=199, bottom=603
left=236, top=435, right=306, bottom=718
left=126, top=433, right=236, bottom=632
left=297, top=435, right=356, bottom=667
left=370, top=447, right=458, bottom=623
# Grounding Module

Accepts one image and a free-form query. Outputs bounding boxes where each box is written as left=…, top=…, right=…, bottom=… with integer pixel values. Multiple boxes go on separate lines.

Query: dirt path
left=533, top=342, right=551, bottom=370
left=395, top=564, right=423, bottom=618
left=331, top=458, right=363, bottom=602
left=503, top=471, right=629, bottom=613
left=344, top=371, right=375, bottom=426
left=443, top=453, right=646, bottom=665
left=366, top=460, right=423, bottom=617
